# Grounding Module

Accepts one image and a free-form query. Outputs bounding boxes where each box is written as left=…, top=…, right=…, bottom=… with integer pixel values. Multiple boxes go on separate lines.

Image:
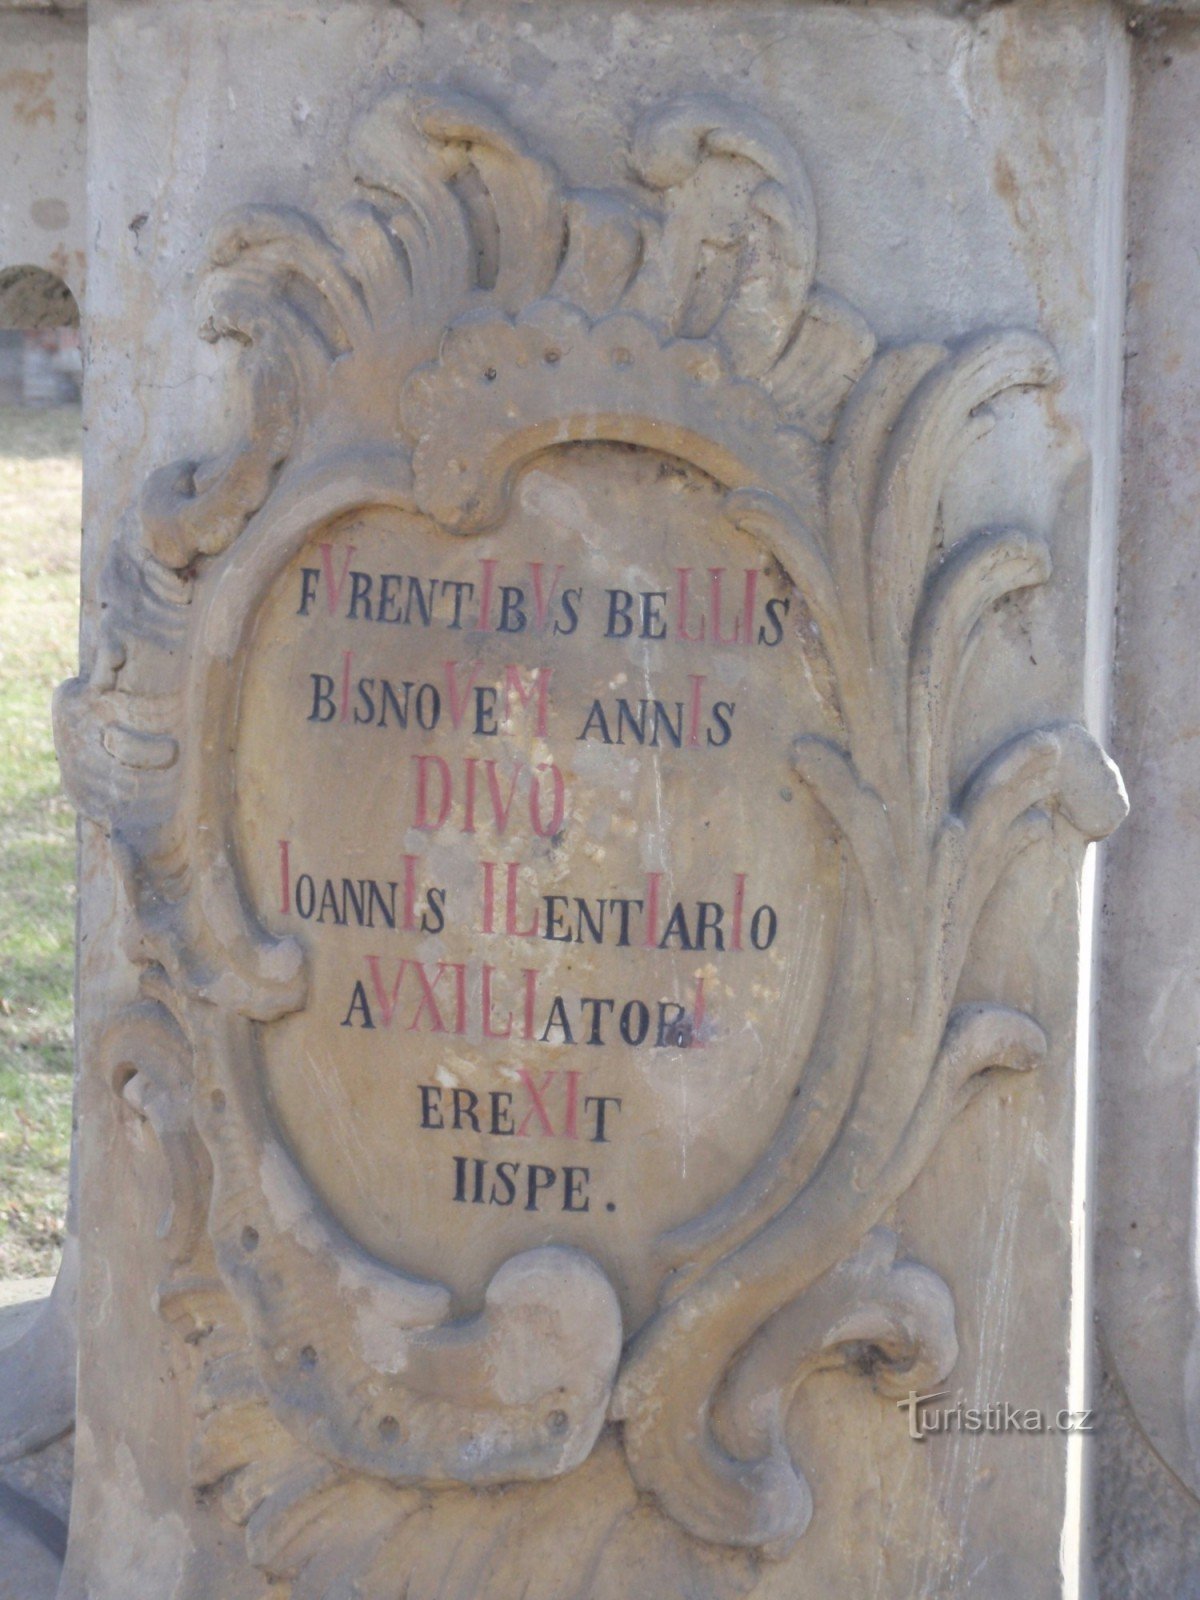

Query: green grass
left=0, top=404, right=81, bottom=1277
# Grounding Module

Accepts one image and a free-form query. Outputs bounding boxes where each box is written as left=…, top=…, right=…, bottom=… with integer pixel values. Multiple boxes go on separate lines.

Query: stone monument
left=7, top=1, right=1199, bottom=1595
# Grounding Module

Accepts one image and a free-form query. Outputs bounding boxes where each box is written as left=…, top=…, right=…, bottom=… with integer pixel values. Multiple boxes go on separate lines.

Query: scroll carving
left=54, top=84, right=1126, bottom=1595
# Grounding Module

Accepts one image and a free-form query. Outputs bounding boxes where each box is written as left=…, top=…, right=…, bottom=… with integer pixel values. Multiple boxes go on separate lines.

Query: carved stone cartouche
left=54, top=86, right=1126, bottom=1599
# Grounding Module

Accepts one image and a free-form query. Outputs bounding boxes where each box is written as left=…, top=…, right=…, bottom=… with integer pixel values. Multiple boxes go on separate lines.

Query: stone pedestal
left=2, top=2, right=1197, bottom=1596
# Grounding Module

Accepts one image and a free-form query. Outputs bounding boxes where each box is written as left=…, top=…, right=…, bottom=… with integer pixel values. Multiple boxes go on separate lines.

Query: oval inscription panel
left=236, top=445, right=839, bottom=1327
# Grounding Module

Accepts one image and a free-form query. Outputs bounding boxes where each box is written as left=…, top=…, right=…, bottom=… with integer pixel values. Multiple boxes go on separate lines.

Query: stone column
left=1093, top=5, right=1200, bottom=1595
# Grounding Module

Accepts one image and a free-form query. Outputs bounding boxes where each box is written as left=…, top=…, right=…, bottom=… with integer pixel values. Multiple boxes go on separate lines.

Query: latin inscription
left=271, top=543, right=787, bottom=1216
left=236, top=456, right=834, bottom=1296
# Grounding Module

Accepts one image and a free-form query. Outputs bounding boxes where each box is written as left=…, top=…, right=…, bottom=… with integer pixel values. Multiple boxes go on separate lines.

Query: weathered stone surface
left=0, top=1252, right=75, bottom=1472
left=0, top=1283, right=73, bottom=1600
left=1093, top=1350, right=1200, bottom=1600
left=0, top=1503, right=62, bottom=1600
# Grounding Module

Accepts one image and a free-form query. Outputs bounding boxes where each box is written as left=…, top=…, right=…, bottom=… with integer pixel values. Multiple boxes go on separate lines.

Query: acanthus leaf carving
left=53, top=83, right=1127, bottom=1596
left=610, top=333, right=1125, bottom=1553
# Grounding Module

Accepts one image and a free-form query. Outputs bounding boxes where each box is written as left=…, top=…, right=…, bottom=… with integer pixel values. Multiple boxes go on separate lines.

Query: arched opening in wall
left=0, top=264, right=82, bottom=1286
left=0, top=266, right=80, bottom=334
left=0, top=266, right=82, bottom=406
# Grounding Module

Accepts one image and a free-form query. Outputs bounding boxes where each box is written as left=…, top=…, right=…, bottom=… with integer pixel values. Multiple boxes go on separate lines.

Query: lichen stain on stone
left=90, top=1442, right=193, bottom=1597
left=30, top=197, right=70, bottom=232
left=0, top=68, right=56, bottom=128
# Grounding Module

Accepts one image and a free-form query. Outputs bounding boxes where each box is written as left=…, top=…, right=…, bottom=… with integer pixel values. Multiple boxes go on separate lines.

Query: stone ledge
left=0, top=1280, right=55, bottom=1318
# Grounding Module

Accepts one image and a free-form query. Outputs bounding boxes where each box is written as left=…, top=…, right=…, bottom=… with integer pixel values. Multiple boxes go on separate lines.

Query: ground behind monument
left=0, top=403, right=80, bottom=1279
